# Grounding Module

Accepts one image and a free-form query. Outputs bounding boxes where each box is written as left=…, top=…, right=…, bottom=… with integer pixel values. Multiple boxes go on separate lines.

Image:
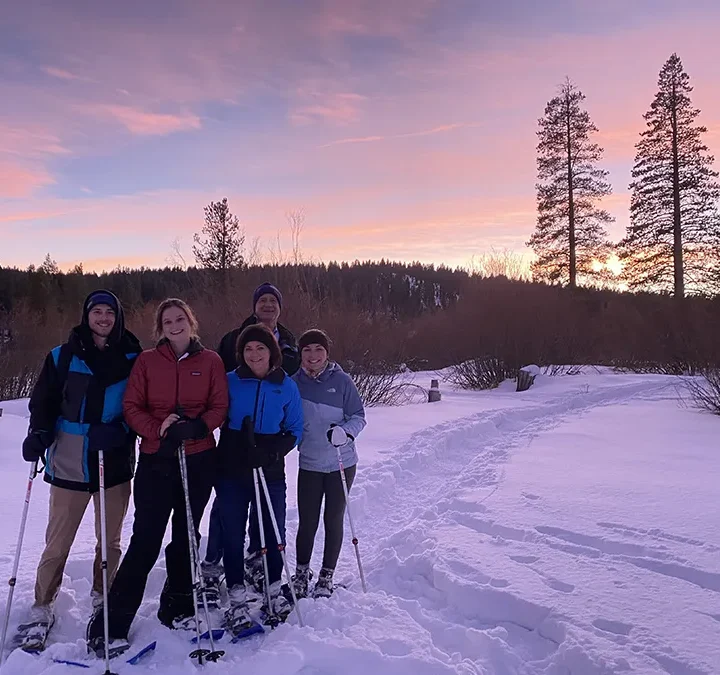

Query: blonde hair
left=154, top=298, right=199, bottom=341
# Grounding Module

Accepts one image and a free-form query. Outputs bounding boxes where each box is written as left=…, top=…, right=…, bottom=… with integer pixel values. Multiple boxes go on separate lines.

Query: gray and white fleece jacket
left=292, top=362, right=366, bottom=473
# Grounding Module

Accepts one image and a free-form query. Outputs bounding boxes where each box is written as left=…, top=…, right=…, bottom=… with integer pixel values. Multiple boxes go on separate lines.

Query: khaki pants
left=34, top=482, right=131, bottom=607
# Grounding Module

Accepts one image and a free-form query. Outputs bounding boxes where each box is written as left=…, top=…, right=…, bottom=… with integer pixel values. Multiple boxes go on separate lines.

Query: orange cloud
left=88, top=105, right=202, bottom=136
left=0, top=161, right=54, bottom=198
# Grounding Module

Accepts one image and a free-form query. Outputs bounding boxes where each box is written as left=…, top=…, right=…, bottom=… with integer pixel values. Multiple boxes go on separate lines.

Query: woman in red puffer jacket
left=86, top=298, right=228, bottom=656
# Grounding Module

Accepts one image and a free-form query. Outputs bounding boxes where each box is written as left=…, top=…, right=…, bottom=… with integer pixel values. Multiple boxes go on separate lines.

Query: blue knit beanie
left=85, top=290, right=119, bottom=315
left=252, top=282, right=282, bottom=310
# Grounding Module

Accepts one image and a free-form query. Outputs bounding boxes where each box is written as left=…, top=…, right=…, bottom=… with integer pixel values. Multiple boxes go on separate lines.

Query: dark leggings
left=295, top=465, right=356, bottom=570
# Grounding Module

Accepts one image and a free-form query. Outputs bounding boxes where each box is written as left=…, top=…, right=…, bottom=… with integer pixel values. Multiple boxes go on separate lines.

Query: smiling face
left=301, top=343, right=328, bottom=375
left=243, top=340, right=271, bottom=378
left=254, top=293, right=281, bottom=327
left=87, top=304, right=116, bottom=339
left=161, top=307, right=191, bottom=347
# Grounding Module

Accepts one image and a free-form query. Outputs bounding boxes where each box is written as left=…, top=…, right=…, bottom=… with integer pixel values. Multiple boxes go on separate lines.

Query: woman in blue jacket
left=215, top=323, right=303, bottom=631
left=291, top=329, right=366, bottom=599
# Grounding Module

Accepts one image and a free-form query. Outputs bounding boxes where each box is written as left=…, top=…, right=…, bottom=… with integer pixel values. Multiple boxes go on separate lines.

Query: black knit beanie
left=236, top=323, right=282, bottom=369
left=298, top=329, right=330, bottom=353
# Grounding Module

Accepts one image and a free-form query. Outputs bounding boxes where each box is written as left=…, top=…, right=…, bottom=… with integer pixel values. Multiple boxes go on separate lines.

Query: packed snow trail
left=0, top=372, right=718, bottom=674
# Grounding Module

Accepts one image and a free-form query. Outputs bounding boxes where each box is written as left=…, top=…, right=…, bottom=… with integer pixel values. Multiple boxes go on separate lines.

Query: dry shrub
left=0, top=355, right=40, bottom=400
left=341, top=358, right=402, bottom=407
left=448, top=357, right=514, bottom=390
left=685, top=369, right=720, bottom=415
left=542, top=364, right=588, bottom=376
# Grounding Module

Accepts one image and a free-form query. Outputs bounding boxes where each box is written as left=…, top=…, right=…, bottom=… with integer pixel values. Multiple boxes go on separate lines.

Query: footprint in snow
left=592, top=618, right=633, bottom=636
left=509, top=555, right=540, bottom=564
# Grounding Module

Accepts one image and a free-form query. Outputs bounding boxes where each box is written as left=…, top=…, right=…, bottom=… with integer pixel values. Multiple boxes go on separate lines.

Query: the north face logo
left=327, top=388, right=336, bottom=393
left=191, top=371, right=202, bottom=376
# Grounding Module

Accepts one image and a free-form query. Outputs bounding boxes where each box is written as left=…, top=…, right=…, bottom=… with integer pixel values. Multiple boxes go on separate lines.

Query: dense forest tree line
left=2, top=260, right=720, bottom=403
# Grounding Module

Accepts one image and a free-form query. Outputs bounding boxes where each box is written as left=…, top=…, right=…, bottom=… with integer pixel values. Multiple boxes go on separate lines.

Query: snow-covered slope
left=0, top=371, right=717, bottom=674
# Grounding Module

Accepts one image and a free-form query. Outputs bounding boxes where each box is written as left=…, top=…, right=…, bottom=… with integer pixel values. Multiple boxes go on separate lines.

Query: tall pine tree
left=192, top=197, right=245, bottom=271
left=528, top=79, right=612, bottom=288
left=619, top=54, right=720, bottom=298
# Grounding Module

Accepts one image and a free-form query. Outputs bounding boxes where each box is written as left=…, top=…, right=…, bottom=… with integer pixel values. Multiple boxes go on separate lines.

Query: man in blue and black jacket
left=18, top=290, right=141, bottom=649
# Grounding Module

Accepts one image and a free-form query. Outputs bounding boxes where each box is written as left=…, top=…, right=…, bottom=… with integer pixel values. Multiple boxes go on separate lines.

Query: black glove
left=165, top=417, right=209, bottom=444
left=156, top=436, right=180, bottom=459
left=22, top=431, right=52, bottom=463
left=241, top=416, right=255, bottom=447
left=255, top=432, right=296, bottom=459
left=87, top=421, right=127, bottom=453
left=247, top=443, right=273, bottom=469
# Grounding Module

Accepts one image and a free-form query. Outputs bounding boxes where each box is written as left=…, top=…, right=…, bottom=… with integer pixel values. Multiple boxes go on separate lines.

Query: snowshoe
left=171, top=613, right=207, bottom=633
left=14, top=606, right=55, bottom=653
left=312, top=567, right=335, bottom=599
left=200, top=561, right=223, bottom=612
left=244, top=551, right=264, bottom=594
left=260, top=582, right=293, bottom=626
left=15, top=620, right=53, bottom=653
left=87, top=636, right=131, bottom=660
left=223, top=593, right=261, bottom=640
left=290, top=565, right=312, bottom=600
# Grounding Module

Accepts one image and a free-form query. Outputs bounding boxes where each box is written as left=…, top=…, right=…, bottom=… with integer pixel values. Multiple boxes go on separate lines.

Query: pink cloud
left=87, top=105, right=202, bottom=136
left=289, top=92, right=366, bottom=127
left=319, top=123, right=478, bottom=148
left=42, top=66, right=88, bottom=81
left=0, top=123, right=69, bottom=158
left=0, top=161, right=54, bottom=198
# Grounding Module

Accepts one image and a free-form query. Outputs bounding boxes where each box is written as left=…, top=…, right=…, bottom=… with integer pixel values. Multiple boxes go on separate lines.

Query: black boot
left=157, top=579, right=194, bottom=629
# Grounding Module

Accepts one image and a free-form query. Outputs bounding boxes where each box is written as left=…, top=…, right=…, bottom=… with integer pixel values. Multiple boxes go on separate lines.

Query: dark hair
left=154, top=298, right=199, bottom=341
left=235, top=323, right=282, bottom=371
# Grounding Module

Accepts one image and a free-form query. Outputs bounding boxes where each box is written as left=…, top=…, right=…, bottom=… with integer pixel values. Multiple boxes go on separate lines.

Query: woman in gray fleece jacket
left=291, top=329, right=366, bottom=599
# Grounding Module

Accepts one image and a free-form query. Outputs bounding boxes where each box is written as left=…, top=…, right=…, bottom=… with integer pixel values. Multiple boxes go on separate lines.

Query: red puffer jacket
left=123, top=338, right=228, bottom=456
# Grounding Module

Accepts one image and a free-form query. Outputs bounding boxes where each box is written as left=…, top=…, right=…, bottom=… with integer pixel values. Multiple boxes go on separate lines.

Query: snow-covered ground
left=0, top=369, right=718, bottom=674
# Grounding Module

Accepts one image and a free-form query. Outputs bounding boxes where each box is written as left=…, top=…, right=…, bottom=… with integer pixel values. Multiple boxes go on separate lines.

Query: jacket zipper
left=251, top=380, right=262, bottom=427
left=175, top=351, right=190, bottom=416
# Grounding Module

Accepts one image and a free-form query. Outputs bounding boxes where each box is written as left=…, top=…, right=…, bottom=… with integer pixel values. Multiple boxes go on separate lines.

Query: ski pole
left=335, top=446, right=367, bottom=593
left=97, top=450, right=117, bottom=675
left=252, top=469, right=274, bottom=620
left=0, top=460, right=39, bottom=665
left=177, top=442, right=223, bottom=664
left=257, top=468, right=303, bottom=627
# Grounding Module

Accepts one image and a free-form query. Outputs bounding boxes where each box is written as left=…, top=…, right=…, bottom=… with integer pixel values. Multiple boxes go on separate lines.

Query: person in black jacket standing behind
left=202, top=282, right=300, bottom=602
left=216, top=282, right=300, bottom=376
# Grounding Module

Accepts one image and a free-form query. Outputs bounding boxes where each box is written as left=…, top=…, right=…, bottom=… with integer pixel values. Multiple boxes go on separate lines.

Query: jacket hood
left=79, top=289, right=127, bottom=347
left=297, top=360, right=344, bottom=383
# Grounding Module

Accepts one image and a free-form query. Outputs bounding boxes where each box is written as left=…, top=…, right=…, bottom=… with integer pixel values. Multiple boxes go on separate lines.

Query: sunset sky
left=2, top=0, right=720, bottom=272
